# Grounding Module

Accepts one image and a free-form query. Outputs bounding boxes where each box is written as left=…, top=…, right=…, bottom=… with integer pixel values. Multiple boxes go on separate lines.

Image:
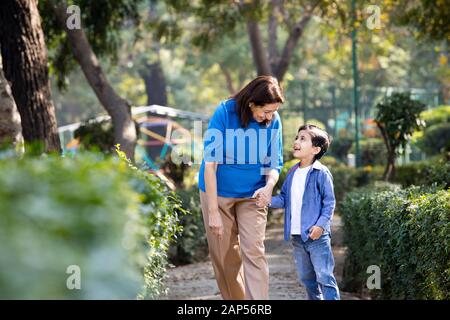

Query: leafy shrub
left=169, top=187, right=208, bottom=265
left=394, top=156, right=450, bottom=189
left=0, top=151, right=182, bottom=299
left=353, top=138, right=387, bottom=166
left=416, top=122, right=450, bottom=156
left=421, top=105, right=450, bottom=127
left=341, top=184, right=450, bottom=299
left=330, top=165, right=383, bottom=205
left=329, top=137, right=353, bottom=163
left=74, top=120, right=115, bottom=154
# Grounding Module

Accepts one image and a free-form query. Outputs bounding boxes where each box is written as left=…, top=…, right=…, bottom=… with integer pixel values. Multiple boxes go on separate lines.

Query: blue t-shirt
left=198, top=98, right=283, bottom=198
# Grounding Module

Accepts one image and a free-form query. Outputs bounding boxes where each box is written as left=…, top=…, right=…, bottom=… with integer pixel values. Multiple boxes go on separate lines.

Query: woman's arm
left=265, top=168, right=279, bottom=190
left=204, top=161, right=223, bottom=239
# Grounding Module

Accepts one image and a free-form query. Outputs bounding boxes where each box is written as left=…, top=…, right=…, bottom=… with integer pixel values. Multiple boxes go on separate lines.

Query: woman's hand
left=252, top=185, right=273, bottom=208
left=208, top=211, right=224, bottom=239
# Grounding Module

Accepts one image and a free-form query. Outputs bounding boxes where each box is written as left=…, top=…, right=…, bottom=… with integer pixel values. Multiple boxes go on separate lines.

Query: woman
left=198, top=75, right=284, bottom=300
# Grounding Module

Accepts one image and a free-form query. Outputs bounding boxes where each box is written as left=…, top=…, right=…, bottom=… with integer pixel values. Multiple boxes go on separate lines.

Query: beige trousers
left=200, top=191, right=269, bottom=300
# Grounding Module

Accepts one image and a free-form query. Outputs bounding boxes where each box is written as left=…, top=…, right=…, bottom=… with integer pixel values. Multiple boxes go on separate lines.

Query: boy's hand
left=309, top=226, right=324, bottom=240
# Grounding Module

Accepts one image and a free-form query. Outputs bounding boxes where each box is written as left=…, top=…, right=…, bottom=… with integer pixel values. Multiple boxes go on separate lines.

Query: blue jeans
left=291, top=233, right=340, bottom=300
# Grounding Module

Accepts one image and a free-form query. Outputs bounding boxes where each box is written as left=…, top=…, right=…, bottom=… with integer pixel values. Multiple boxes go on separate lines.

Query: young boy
left=270, top=124, right=340, bottom=300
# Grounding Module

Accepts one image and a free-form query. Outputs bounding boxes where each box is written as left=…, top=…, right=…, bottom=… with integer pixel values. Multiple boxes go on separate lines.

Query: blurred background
left=0, top=0, right=448, bottom=299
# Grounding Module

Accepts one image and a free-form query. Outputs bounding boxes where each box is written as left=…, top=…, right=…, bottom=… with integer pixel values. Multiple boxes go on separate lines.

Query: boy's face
left=293, top=130, right=321, bottom=161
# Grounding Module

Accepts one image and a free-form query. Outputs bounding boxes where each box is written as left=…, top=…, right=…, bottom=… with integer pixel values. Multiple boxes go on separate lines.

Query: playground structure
left=58, top=105, right=210, bottom=189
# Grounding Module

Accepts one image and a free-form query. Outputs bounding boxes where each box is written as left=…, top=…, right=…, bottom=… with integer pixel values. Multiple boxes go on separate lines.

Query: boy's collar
left=296, top=160, right=324, bottom=170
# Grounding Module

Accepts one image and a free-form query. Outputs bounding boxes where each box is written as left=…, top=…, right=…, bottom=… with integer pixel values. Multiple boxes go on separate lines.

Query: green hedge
left=169, top=187, right=208, bottom=265
left=416, top=122, right=450, bottom=156
left=394, top=156, right=450, bottom=189
left=341, top=184, right=450, bottom=299
left=0, top=151, right=182, bottom=299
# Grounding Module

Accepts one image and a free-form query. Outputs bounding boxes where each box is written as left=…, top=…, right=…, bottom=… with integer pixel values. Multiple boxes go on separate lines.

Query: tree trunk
left=0, top=0, right=61, bottom=153
left=384, top=154, right=396, bottom=181
left=140, top=60, right=168, bottom=106
left=53, top=1, right=136, bottom=160
left=377, top=121, right=396, bottom=181
left=0, top=49, right=24, bottom=153
left=246, top=19, right=272, bottom=76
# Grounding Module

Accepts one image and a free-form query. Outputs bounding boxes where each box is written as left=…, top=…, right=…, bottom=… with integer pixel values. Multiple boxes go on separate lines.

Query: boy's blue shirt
left=270, top=160, right=336, bottom=242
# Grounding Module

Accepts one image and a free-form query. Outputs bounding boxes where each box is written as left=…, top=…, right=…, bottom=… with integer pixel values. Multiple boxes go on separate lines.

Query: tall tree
left=375, top=93, right=426, bottom=181
left=0, top=0, right=61, bottom=153
left=393, top=0, right=450, bottom=43
left=41, top=0, right=143, bottom=159
left=51, top=1, right=137, bottom=159
left=160, top=0, right=344, bottom=83
left=0, top=47, right=24, bottom=153
left=138, top=0, right=168, bottom=106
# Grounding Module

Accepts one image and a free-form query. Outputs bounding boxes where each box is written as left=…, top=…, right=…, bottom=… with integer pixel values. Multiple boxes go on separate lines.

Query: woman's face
left=250, top=102, right=280, bottom=124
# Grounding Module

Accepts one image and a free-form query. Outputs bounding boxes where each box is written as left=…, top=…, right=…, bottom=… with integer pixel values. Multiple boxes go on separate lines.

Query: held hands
left=252, top=185, right=273, bottom=208
left=309, top=226, right=324, bottom=240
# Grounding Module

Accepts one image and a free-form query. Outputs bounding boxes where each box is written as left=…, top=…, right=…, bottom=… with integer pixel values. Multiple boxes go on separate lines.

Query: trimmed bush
left=169, top=187, right=208, bottom=265
left=0, top=151, right=182, bottom=299
left=417, top=122, right=450, bottom=156
left=421, top=105, right=450, bottom=127
left=356, top=138, right=387, bottom=167
left=394, top=156, right=450, bottom=189
left=341, top=184, right=450, bottom=299
left=329, top=137, right=353, bottom=163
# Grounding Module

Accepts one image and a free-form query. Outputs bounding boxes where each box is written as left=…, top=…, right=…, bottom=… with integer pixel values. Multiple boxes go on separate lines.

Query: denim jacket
left=270, top=160, right=336, bottom=242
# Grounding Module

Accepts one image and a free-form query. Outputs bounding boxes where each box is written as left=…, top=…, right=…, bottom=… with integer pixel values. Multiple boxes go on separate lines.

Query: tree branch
left=268, top=0, right=280, bottom=71
left=220, top=65, right=236, bottom=95
left=274, top=1, right=320, bottom=81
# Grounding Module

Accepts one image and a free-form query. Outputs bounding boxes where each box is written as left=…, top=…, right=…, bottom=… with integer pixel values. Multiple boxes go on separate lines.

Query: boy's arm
left=315, top=170, right=336, bottom=230
left=269, top=178, right=288, bottom=209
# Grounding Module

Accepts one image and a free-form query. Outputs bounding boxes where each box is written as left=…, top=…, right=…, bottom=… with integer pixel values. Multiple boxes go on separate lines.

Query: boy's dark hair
left=298, top=124, right=332, bottom=161
left=233, top=75, right=284, bottom=127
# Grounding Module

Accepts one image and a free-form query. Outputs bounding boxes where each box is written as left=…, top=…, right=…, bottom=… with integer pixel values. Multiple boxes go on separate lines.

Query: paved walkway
left=164, top=211, right=358, bottom=300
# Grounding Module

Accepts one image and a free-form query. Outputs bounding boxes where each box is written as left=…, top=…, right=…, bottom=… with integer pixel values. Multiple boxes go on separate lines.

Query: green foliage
left=375, top=92, right=426, bottom=179
left=394, top=156, right=450, bottom=189
left=329, top=137, right=353, bottom=163
left=330, top=165, right=384, bottom=205
left=375, top=92, right=426, bottom=156
left=416, top=106, right=450, bottom=156
left=393, top=0, right=450, bottom=42
left=421, top=105, right=450, bottom=127
left=169, top=187, right=208, bottom=265
left=417, top=122, right=450, bottom=156
left=40, top=0, right=143, bottom=89
left=341, top=184, right=450, bottom=299
left=115, top=146, right=184, bottom=299
left=354, top=138, right=387, bottom=167
left=0, top=150, right=182, bottom=299
left=74, top=120, right=115, bottom=154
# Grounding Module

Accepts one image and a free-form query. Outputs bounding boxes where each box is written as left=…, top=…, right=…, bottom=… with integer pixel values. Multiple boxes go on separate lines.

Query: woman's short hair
left=233, top=75, right=284, bottom=127
left=298, top=124, right=332, bottom=160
